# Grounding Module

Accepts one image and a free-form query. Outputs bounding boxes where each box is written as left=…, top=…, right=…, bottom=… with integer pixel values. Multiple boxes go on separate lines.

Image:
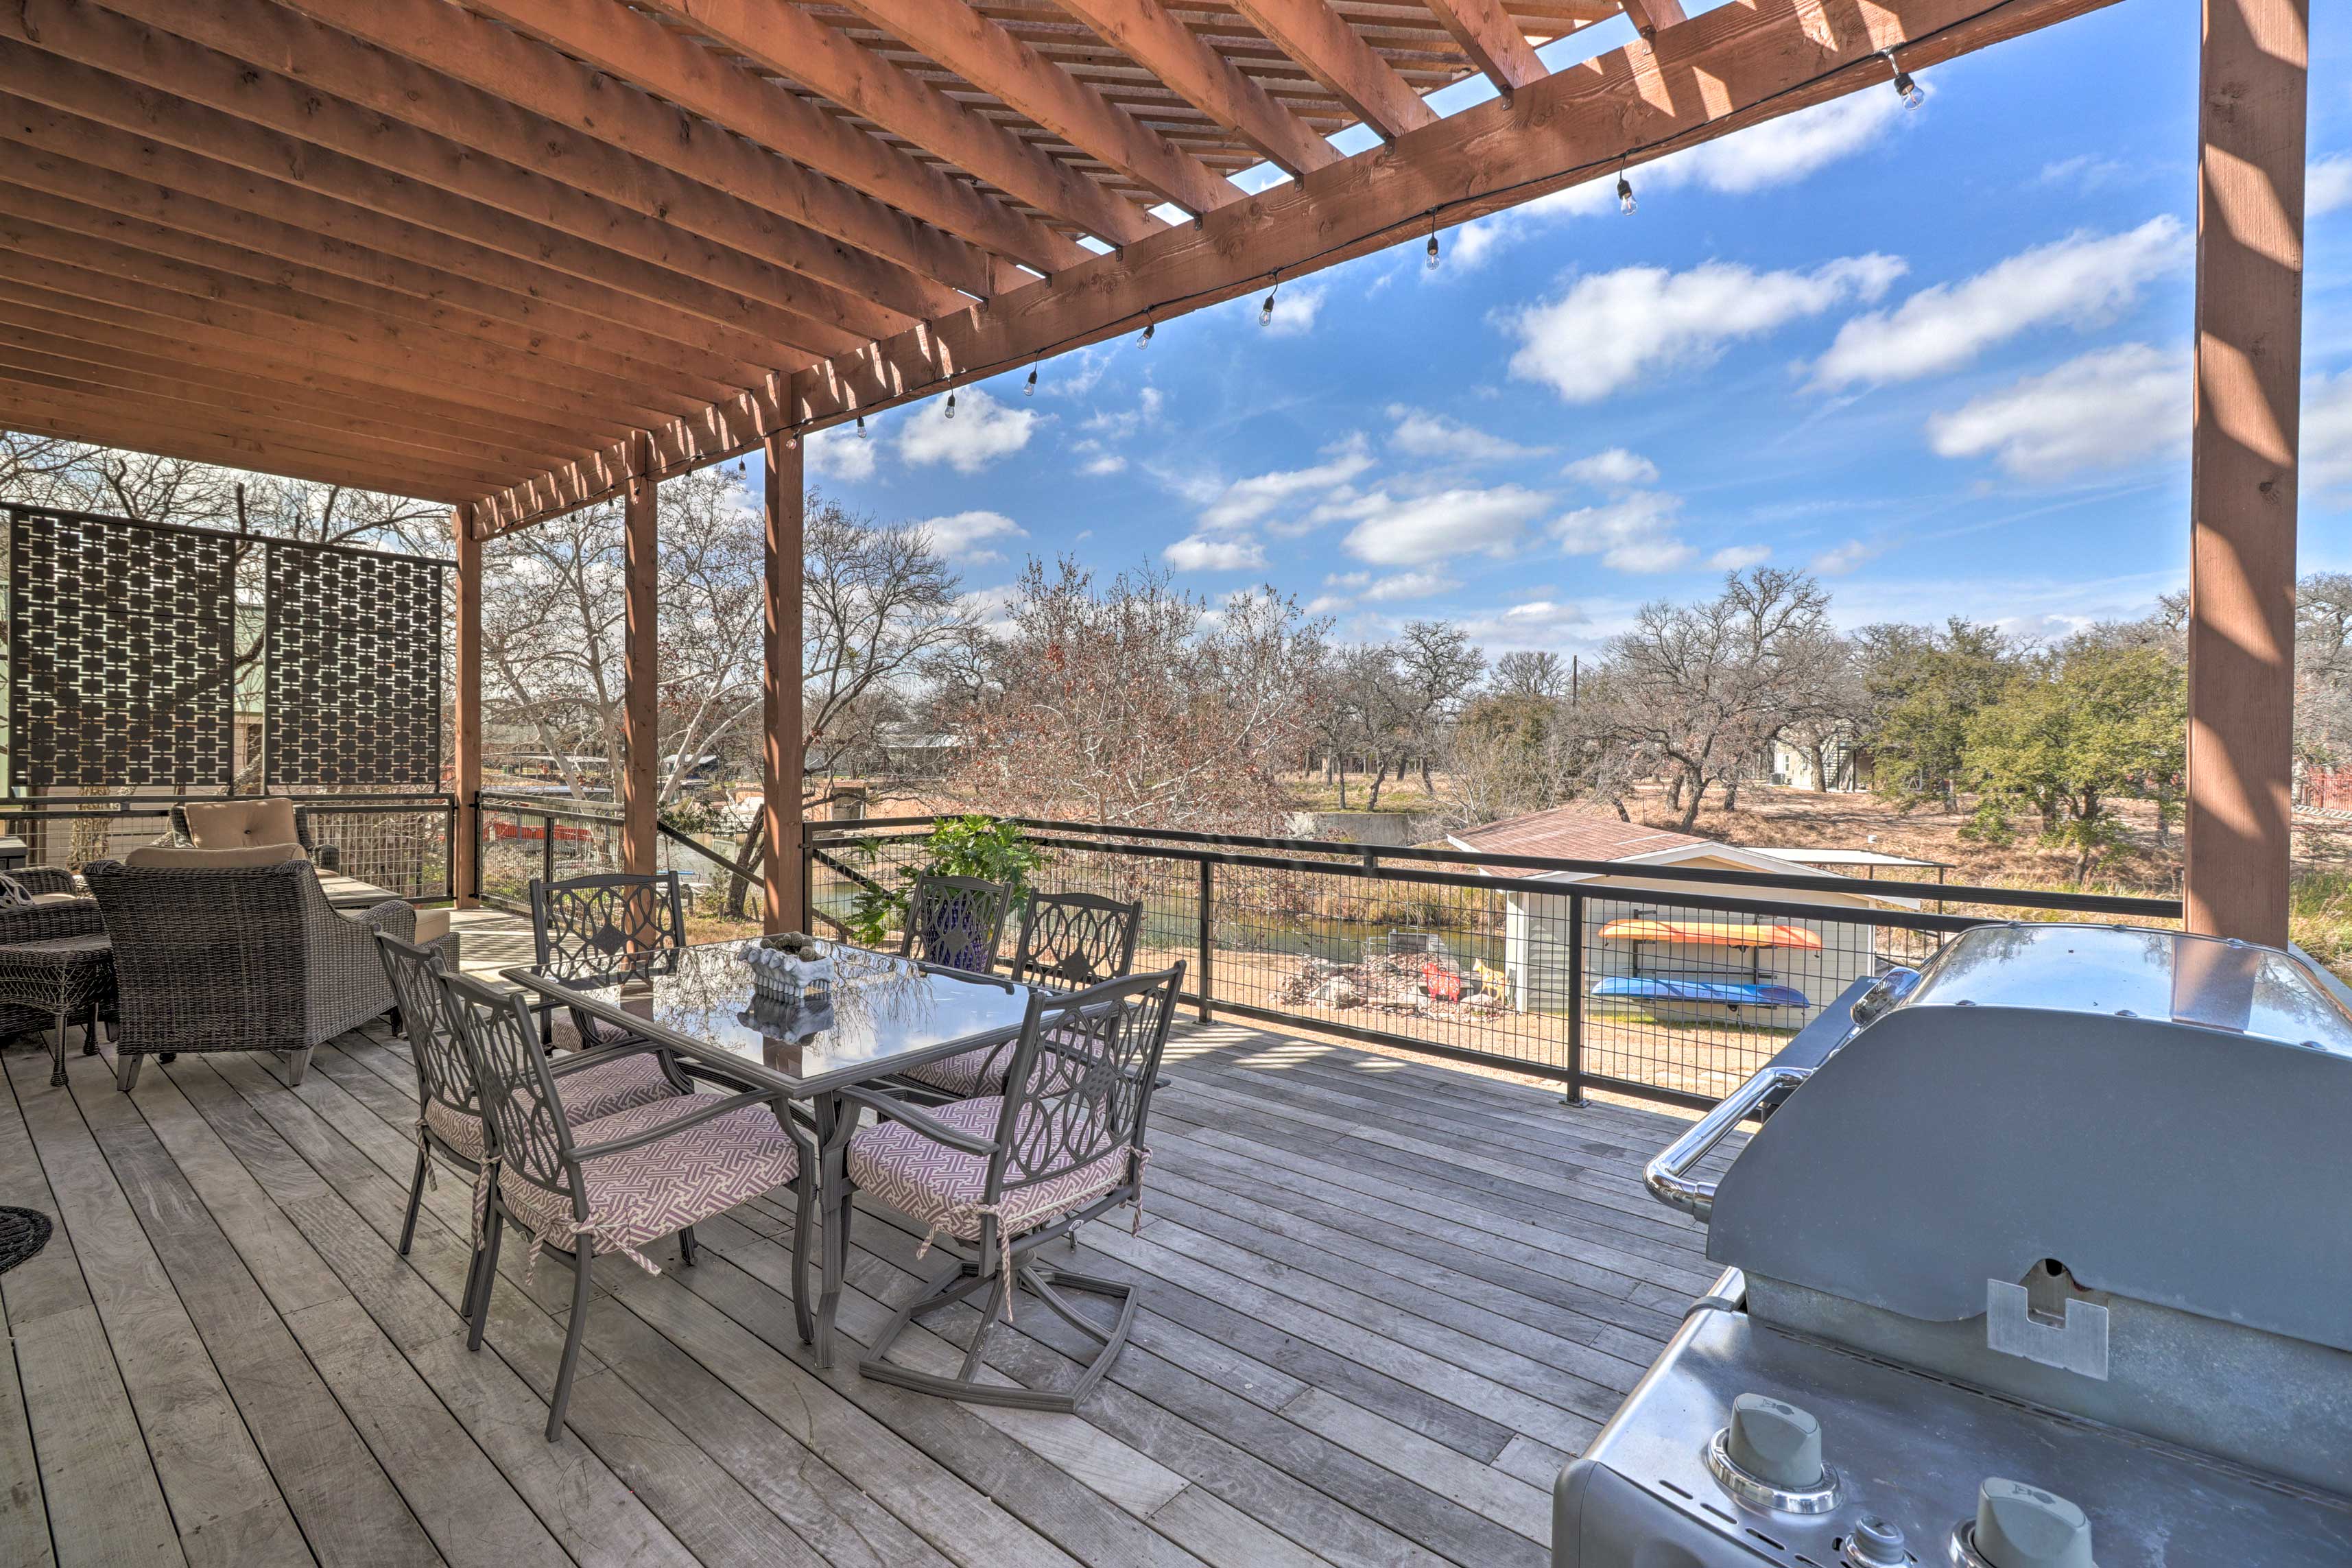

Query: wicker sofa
left=86, top=856, right=414, bottom=1091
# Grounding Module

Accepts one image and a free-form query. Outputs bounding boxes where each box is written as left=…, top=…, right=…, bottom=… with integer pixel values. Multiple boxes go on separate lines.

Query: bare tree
left=1393, top=619, right=1487, bottom=794
left=1490, top=649, right=1569, bottom=701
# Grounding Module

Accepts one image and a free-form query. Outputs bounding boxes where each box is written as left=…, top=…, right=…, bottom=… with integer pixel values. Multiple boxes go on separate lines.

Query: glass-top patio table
left=506, top=937, right=1039, bottom=1366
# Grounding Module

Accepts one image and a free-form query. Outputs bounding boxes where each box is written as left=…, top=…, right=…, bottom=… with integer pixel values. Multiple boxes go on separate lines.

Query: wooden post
left=2184, top=0, right=2306, bottom=947
left=763, top=431, right=807, bottom=933
left=452, top=503, right=482, bottom=905
left=621, top=444, right=658, bottom=877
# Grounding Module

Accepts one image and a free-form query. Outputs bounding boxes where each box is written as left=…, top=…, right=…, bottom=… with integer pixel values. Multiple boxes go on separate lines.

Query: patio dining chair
left=899, top=872, right=1013, bottom=975
left=897, top=890, right=1144, bottom=1100
left=840, top=962, right=1183, bottom=1412
left=528, top=870, right=687, bottom=1048
left=438, top=969, right=815, bottom=1441
left=372, top=931, right=689, bottom=1321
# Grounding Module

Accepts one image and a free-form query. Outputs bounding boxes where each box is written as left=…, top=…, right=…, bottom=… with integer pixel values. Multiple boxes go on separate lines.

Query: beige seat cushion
left=414, top=907, right=451, bottom=943
left=182, top=798, right=301, bottom=851
left=123, top=841, right=307, bottom=869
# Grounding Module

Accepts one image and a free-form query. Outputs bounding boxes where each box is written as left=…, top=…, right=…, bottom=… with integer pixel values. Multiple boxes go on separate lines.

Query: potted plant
left=846, top=815, right=1045, bottom=966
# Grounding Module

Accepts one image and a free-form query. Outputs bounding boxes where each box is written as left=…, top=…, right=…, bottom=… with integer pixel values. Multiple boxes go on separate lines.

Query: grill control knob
left=1971, top=1479, right=2095, bottom=1568
left=1726, top=1394, right=1824, bottom=1489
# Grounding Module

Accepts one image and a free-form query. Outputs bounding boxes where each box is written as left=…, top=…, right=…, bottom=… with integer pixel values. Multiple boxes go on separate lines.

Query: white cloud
left=1808, top=539, right=1879, bottom=576
left=1709, top=544, right=1772, bottom=570
left=1550, top=490, right=1695, bottom=573
left=1360, top=569, right=1461, bottom=602
left=910, top=509, right=1025, bottom=565
left=1448, top=93, right=1899, bottom=267
left=2313, top=154, right=2352, bottom=218
left=896, top=389, right=1037, bottom=473
left=2309, top=372, right=2352, bottom=498
left=1460, top=598, right=1593, bottom=650
left=1563, top=448, right=1659, bottom=489
left=1078, top=453, right=1127, bottom=476
left=1814, top=217, right=2187, bottom=388
left=957, top=583, right=1023, bottom=632
left=1334, top=484, right=1549, bottom=566
left=1927, top=343, right=2187, bottom=481
left=1506, top=257, right=1904, bottom=403
left=1198, top=436, right=1374, bottom=531
left=1386, top=405, right=1538, bottom=461
left=805, top=423, right=877, bottom=482
left=1261, top=283, right=1326, bottom=337
left=1164, top=534, right=1268, bottom=572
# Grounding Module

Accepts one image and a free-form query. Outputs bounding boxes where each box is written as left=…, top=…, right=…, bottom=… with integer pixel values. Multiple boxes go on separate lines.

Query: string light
left=1884, top=50, right=1923, bottom=109
left=1617, top=171, right=1636, bottom=215
left=1259, top=281, right=1278, bottom=326
left=944, top=390, right=957, bottom=419
left=1425, top=214, right=1440, bottom=270
left=1024, top=368, right=1038, bottom=396
left=1136, top=318, right=1155, bottom=348
left=855, top=413, right=867, bottom=438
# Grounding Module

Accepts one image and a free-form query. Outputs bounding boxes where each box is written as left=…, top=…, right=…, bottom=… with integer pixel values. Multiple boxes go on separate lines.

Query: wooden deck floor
left=0, top=1000, right=1724, bottom=1568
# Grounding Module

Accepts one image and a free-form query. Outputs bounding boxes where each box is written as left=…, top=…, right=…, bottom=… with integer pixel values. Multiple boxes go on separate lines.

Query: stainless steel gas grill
left=1554, top=923, right=2352, bottom=1567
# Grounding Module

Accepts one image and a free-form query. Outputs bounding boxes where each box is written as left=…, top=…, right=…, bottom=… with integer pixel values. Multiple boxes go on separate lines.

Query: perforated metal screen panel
left=5, top=506, right=237, bottom=789
left=263, top=540, right=444, bottom=787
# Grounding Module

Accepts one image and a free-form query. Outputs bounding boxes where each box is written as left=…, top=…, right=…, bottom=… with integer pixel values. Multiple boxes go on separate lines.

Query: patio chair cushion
left=899, top=1041, right=1015, bottom=1098
left=182, top=798, right=301, bottom=851
left=847, top=1095, right=1128, bottom=1246
left=500, top=1093, right=801, bottom=1271
left=420, top=1050, right=680, bottom=1161
left=413, top=907, right=452, bottom=944
left=122, top=841, right=307, bottom=870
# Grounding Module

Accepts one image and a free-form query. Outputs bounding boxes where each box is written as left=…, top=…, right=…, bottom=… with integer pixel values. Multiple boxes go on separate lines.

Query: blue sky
left=763, top=1, right=2352, bottom=655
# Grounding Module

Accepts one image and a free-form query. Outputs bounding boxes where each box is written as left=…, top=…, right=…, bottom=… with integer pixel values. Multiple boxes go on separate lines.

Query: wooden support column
left=453, top=503, right=482, bottom=906
left=2184, top=0, right=2306, bottom=946
left=621, top=447, right=659, bottom=877
left=763, top=431, right=807, bottom=933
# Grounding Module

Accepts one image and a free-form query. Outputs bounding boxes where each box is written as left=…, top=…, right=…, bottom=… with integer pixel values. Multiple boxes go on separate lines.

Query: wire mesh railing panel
left=298, top=803, right=451, bottom=899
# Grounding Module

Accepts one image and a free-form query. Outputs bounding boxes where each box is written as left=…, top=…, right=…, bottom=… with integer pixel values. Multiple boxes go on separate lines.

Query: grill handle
left=1643, top=1063, right=1811, bottom=1222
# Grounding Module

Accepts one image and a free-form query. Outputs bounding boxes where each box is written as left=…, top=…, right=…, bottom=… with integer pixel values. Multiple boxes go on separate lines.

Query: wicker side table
left=0, top=934, right=116, bottom=1086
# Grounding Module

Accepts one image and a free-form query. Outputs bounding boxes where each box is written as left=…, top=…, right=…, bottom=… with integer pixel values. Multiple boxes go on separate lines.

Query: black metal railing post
left=1196, top=858, right=1214, bottom=1023
left=1563, top=892, right=1587, bottom=1106
left=541, top=809, right=556, bottom=891
left=800, top=836, right=814, bottom=934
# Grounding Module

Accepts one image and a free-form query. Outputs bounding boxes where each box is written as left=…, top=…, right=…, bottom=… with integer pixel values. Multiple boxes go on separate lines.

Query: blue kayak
left=1592, top=977, right=1811, bottom=1009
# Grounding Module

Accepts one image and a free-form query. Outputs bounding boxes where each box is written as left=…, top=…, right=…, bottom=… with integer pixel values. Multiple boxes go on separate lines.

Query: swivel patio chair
left=527, top=870, right=687, bottom=1048
left=899, top=872, right=1012, bottom=975
left=841, top=963, right=1183, bottom=1412
left=86, top=855, right=413, bottom=1091
left=438, top=969, right=815, bottom=1441
left=899, top=890, right=1143, bottom=1100
left=373, top=931, right=688, bottom=1321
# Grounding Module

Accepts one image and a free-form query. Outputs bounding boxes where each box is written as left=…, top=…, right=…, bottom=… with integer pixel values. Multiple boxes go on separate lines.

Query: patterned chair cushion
left=501, top=1094, right=802, bottom=1272
left=899, top=1041, right=1014, bottom=1097
left=422, top=1049, right=679, bottom=1162
left=847, top=1095, right=1128, bottom=1246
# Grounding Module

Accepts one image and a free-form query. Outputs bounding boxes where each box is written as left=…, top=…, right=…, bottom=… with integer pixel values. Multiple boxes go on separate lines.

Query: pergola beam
left=464, top=0, right=1090, bottom=274
left=1049, top=0, right=1342, bottom=177
left=87, top=0, right=932, bottom=342
left=838, top=0, right=1242, bottom=217
left=1418, top=0, right=1547, bottom=95
left=484, top=0, right=2122, bottom=531
left=1230, top=0, right=1438, bottom=140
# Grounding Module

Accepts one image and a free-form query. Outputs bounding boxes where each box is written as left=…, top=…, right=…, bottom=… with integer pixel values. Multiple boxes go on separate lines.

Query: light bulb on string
left=1425, top=219, right=1440, bottom=270
left=944, top=390, right=957, bottom=420
left=1885, top=51, right=1923, bottom=109
left=855, top=413, right=867, bottom=438
left=1136, top=318, right=1155, bottom=348
left=1259, top=282, right=1278, bottom=326
left=1617, top=172, right=1636, bottom=215
left=1024, top=368, right=1038, bottom=396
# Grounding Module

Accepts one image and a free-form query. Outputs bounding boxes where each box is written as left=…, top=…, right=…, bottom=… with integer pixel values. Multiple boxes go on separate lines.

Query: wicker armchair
left=86, top=858, right=414, bottom=1091
left=169, top=798, right=340, bottom=871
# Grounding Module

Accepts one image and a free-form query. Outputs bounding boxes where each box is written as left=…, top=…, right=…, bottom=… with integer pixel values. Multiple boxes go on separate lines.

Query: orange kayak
left=1595, top=917, right=1824, bottom=951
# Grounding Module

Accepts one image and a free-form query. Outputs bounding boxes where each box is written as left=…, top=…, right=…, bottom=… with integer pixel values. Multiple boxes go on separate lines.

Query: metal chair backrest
left=900, top=873, right=1012, bottom=973
left=437, top=969, right=582, bottom=1214
left=374, top=929, right=480, bottom=1138
left=986, top=964, right=1184, bottom=1211
left=1010, top=890, right=1143, bottom=992
left=529, top=870, right=687, bottom=987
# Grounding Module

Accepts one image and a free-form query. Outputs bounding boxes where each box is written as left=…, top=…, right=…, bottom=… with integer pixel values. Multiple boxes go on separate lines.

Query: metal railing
left=800, top=815, right=2181, bottom=1113
left=0, top=791, right=457, bottom=901
left=473, top=791, right=765, bottom=939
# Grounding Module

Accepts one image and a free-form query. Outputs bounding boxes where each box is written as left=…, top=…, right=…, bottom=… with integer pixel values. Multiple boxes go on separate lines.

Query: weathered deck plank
left=0, top=1009, right=1717, bottom=1568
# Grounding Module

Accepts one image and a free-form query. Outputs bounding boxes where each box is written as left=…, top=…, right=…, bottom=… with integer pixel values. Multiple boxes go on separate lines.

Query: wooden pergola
left=0, top=0, right=2310, bottom=942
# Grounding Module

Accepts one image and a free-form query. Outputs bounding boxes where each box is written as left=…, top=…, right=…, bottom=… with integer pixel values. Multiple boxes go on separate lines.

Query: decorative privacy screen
left=3, top=505, right=447, bottom=791
left=7, top=505, right=238, bottom=789
left=263, top=541, right=444, bottom=787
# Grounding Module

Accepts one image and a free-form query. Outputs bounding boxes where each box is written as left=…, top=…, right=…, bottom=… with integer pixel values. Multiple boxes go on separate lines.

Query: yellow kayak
left=1595, top=917, right=1824, bottom=951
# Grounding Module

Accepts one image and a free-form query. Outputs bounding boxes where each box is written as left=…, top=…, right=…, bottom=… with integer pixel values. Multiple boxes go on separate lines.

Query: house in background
left=1446, top=808, right=1915, bottom=1018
